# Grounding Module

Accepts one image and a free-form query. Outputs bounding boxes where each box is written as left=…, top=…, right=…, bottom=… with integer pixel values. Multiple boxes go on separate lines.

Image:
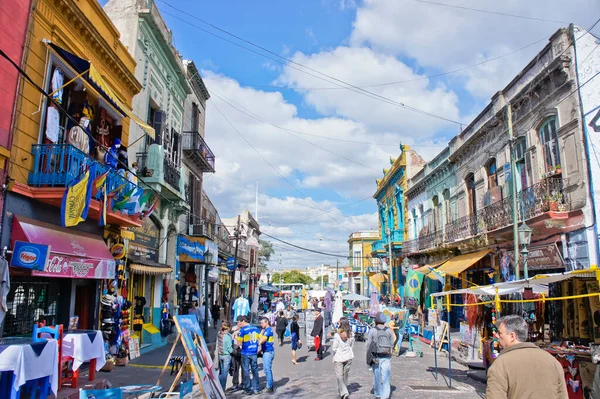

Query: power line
left=157, top=2, right=465, bottom=127
left=209, top=90, right=378, bottom=171
left=203, top=37, right=548, bottom=91
left=408, top=0, right=569, bottom=24
left=210, top=100, right=354, bottom=234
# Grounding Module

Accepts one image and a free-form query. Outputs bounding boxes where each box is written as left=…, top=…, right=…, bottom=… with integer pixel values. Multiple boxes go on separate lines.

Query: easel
left=156, top=333, right=197, bottom=395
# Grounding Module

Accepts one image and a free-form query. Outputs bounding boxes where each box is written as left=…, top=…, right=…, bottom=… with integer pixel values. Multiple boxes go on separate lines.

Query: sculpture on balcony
left=66, top=116, right=91, bottom=154
left=104, top=138, right=121, bottom=169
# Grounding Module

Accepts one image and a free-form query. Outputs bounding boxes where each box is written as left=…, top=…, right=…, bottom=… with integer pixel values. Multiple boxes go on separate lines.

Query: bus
left=275, top=283, right=305, bottom=297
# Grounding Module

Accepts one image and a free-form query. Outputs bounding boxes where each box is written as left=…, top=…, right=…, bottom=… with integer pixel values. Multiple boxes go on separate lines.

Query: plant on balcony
left=548, top=192, right=563, bottom=212
left=547, top=164, right=562, bottom=177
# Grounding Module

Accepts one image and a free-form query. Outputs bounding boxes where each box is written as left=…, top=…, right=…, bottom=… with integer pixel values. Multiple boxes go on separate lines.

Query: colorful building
left=371, top=145, right=425, bottom=296
left=0, top=0, right=147, bottom=337
left=347, top=230, right=381, bottom=295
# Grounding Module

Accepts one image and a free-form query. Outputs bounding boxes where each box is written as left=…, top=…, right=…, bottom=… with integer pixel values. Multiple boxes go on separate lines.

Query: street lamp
left=518, top=223, right=533, bottom=279
left=203, top=249, right=214, bottom=337
left=267, top=273, right=271, bottom=285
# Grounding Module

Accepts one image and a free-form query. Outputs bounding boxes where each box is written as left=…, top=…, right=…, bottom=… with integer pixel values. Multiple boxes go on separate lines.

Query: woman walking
left=217, top=322, right=234, bottom=391
left=331, top=320, right=354, bottom=399
left=290, top=315, right=301, bottom=364
left=275, top=311, right=288, bottom=346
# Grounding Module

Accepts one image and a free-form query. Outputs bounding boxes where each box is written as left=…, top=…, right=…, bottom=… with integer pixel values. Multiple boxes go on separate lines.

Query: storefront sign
left=226, top=257, right=237, bottom=271
left=32, top=254, right=115, bottom=279
left=207, top=267, right=219, bottom=282
left=506, top=243, right=564, bottom=271
left=177, top=235, right=218, bottom=264
left=130, top=217, right=160, bottom=263
left=11, top=241, right=49, bottom=270
left=111, top=243, right=126, bottom=260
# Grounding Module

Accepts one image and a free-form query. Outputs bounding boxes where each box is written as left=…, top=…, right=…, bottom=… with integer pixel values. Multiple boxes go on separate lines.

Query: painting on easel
left=172, top=315, right=225, bottom=399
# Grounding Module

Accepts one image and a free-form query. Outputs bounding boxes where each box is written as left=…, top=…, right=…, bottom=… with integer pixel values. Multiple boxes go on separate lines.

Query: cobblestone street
left=225, top=335, right=486, bottom=399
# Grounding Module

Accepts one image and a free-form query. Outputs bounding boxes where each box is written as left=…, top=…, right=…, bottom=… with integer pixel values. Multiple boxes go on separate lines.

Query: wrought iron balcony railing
left=372, top=240, right=386, bottom=252
left=182, top=131, right=215, bottom=173
left=163, top=158, right=180, bottom=191
left=402, top=177, right=570, bottom=255
left=136, top=151, right=181, bottom=193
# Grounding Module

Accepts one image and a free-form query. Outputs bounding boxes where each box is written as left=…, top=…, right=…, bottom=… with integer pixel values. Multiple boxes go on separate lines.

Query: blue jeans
left=218, top=355, right=232, bottom=390
left=241, top=354, right=260, bottom=392
left=262, top=351, right=275, bottom=389
left=373, top=357, right=391, bottom=399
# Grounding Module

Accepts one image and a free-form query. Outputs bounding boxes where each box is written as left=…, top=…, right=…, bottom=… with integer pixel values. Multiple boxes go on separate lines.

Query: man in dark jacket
left=311, top=308, right=324, bottom=360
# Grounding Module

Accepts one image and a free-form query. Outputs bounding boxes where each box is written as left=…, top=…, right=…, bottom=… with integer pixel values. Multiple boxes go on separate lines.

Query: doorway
left=75, top=283, right=95, bottom=330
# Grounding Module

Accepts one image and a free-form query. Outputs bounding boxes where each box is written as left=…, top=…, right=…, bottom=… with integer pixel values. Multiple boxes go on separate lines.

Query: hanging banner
left=177, top=235, right=218, bottom=264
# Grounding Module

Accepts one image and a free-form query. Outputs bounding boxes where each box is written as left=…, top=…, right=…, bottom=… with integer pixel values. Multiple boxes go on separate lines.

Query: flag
left=112, top=186, right=136, bottom=211
left=429, top=268, right=446, bottom=287
left=405, top=269, right=425, bottom=300
left=61, top=164, right=94, bottom=227
left=92, top=171, right=109, bottom=226
left=92, top=171, right=108, bottom=199
left=141, top=197, right=159, bottom=219
left=135, top=190, right=152, bottom=215
left=114, top=187, right=143, bottom=215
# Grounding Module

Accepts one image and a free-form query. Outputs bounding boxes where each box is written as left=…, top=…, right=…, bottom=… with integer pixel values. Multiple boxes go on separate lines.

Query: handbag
left=297, top=340, right=303, bottom=349
left=314, top=335, right=321, bottom=351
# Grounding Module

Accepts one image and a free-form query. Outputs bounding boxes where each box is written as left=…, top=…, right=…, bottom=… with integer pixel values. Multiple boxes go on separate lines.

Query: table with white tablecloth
left=0, top=337, right=59, bottom=396
left=63, top=330, right=106, bottom=375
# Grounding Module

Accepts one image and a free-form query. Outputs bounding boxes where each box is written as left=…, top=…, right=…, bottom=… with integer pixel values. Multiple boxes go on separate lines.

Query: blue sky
left=101, top=0, right=599, bottom=268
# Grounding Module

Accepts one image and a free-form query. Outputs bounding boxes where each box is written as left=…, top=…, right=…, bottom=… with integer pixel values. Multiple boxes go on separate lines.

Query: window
left=466, top=173, right=476, bottom=214
left=443, top=189, right=451, bottom=224
left=487, top=158, right=498, bottom=188
left=539, top=117, right=560, bottom=170
left=432, top=195, right=440, bottom=232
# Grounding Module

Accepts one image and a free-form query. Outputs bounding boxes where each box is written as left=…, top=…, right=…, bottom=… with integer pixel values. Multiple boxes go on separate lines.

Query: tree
left=268, top=270, right=313, bottom=286
left=258, top=239, right=274, bottom=273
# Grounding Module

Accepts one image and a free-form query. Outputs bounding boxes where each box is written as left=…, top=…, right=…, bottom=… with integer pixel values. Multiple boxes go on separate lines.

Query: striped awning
left=130, top=263, right=172, bottom=275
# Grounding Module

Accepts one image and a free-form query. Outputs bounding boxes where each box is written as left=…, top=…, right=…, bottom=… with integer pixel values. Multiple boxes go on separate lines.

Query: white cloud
left=349, top=0, right=599, bottom=98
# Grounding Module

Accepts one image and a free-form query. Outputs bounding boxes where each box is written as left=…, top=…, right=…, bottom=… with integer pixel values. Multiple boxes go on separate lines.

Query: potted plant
left=548, top=192, right=563, bottom=211
left=554, top=164, right=562, bottom=175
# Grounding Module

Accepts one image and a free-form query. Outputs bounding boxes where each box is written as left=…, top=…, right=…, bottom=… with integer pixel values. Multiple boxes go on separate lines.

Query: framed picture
left=69, top=316, right=79, bottom=330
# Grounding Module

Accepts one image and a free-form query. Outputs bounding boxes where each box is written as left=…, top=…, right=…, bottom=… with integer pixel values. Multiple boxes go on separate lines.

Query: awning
left=431, top=269, right=597, bottom=297
left=370, top=273, right=388, bottom=283
left=437, top=249, right=492, bottom=276
left=129, top=261, right=172, bottom=275
left=414, top=259, right=448, bottom=275
left=11, top=216, right=115, bottom=279
left=46, top=41, right=155, bottom=139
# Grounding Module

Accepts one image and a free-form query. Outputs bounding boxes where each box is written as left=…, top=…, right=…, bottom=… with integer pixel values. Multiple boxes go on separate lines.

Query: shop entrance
left=75, top=282, right=95, bottom=330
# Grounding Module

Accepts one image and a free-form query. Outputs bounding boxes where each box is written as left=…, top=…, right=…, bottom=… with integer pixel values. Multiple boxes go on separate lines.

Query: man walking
left=311, top=308, right=324, bottom=361
left=259, top=317, right=276, bottom=393
left=366, top=312, right=396, bottom=399
left=236, top=315, right=261, bottom=395
left=486, top=315, right=567, bottom=399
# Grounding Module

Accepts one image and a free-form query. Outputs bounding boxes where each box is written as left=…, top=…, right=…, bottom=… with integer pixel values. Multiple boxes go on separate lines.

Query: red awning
left=11, top=216, right=115, bottom=279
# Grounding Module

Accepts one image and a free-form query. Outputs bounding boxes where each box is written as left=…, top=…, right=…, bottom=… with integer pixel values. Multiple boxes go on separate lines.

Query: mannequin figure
left=96, top=113, right=111, bottom=162
left=67, top=116, right=91, bottom=154
left=104, top=138, right=121, bottom=169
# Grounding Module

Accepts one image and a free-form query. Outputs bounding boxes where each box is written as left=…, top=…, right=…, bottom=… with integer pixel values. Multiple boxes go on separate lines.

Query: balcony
left=389, top=229, right=404, bottom=243
left=136, top=144, right=186, bottom=203
left=372, top=240, right=386, bottom=253
left=402, top=177, right=573, bottom=255
left=24, top=144, right=143, bottom=227
left=182, top=131, right=215, bottom=173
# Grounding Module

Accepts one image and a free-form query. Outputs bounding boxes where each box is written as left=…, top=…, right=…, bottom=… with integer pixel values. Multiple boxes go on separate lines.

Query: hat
left=314, top=308, right=321, bottom=313
left=375, top=312, right=387, bottom=325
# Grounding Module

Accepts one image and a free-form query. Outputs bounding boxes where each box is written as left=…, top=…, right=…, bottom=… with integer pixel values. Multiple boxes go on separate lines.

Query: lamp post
left=518, top=223, right=533, bottom=279
left=203, top=249, right=214, bottom=337
left=267, top=273, right=271, bottom=285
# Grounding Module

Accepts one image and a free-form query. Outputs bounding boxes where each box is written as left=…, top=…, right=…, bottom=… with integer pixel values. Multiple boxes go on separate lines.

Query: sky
left=104, top=0, right=599, bottom=270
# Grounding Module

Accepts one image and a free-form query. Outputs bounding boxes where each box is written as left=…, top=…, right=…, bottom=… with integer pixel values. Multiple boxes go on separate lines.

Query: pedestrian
left=227, top=324, right=243, bottom=392
left=290, top=315, right=301, bottom=365
left=217, top=321, right=234, bottom=391
left=236, top=315, right=262, bottom=395
left=332, top=320, right=354, bottom=399
left=366, top=312, right=396, bottom=399
left=198, top=301, right=212, bottom=328
left=188, top=302, right=201, bottom=325
left=259, top=317, right=276, bottom=393
left=486, top=315, right=567, bottom=399
left=276, top=298, right=285, bottom=313
left=276, top=311, right=288, bottom=346
left=311, top=308, right=324, bottom=361
left=212, top=301, right=220, bottom=329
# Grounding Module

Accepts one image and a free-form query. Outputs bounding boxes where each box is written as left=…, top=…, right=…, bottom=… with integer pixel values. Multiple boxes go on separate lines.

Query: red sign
left=111, top=243, right=126, bottom=260
left=32, top=254, right=116, bottom=279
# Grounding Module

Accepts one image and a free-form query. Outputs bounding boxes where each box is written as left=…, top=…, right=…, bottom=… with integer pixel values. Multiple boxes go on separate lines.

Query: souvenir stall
left=430, top=269, right=600, bottom=397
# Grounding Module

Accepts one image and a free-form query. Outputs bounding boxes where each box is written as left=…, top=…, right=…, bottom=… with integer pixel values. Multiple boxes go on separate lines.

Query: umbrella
left=343, top=293, right=370, bottom=301
left=258, top=284, right=280, bottom=293
left=369, top=291, right=380, bottom=317
left=332, top=291, right=344, bottom=324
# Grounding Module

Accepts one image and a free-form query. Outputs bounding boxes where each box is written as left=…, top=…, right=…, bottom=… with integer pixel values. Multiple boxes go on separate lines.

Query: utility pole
left=507, top=102, right=520, bottom=279
left=336, top=258, right=339, bottom=291
left=227, top=215, right=241, bottom=322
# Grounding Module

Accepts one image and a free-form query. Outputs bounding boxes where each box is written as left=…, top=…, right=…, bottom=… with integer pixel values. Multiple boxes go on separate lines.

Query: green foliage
left=269, top=270, right=313, bottom=286
left=258, top=239, right=275, bottom=273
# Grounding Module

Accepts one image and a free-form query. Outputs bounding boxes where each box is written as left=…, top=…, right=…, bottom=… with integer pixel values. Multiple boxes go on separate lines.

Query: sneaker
left=244, top=389, right=254, bottom=395
left=254, top=390, right=262, bottom=395
left=266, top=387, right=274, bottom=393
left=315, top=357, right=322, bottom=361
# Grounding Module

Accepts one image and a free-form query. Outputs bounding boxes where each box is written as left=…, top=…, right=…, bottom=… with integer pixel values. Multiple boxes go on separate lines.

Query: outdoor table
left=0, top=337, right=59, bottom=399
left=119, top=385, right=163, bottom=398
left=63, top=330, right=106, bottom=381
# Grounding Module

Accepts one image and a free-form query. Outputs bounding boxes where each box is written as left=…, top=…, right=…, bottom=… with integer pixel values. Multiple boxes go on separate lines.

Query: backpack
left=375, top=326, right=393, bottom=356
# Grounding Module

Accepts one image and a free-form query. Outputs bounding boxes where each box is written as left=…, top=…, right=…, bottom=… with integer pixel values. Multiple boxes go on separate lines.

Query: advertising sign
left=226, top=257, right=236, bottom=271
left=506, top=243, right=564, bottom=271
left=129, top=217, right=159, bottom=262
left=110, top=243, right=126, bottom=260
left=10, top=241, right=50, bottom=270
left=32, top=255, right=115, bottom=279
left=178, top=235, right=218, bottom=264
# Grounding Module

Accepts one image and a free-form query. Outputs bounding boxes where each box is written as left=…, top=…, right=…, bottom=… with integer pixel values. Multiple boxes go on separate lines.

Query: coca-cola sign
left=32, top=254, right=115, bottom=279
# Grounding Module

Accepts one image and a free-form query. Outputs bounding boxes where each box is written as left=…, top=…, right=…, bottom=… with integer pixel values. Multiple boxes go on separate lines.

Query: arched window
left=418, top=204, right=424, bottom=234
left=465, top=173, right=476, bottom=214
left=539, top=117, right=560, bottom=171
left=432, top=195, right=440, bottom=232
left=487, top=158, right=498, bottom=188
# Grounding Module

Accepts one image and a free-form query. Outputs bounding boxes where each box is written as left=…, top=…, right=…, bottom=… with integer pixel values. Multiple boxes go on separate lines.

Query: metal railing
left=163, top=158, right=180, bottom=191
left=182, top=131, right=215, bottom=173
left=402, top=177, right=570, bottom=254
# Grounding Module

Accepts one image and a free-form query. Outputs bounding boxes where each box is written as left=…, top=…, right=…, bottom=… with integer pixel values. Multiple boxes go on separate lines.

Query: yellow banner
left=62, top=170, right=90, bottom=227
